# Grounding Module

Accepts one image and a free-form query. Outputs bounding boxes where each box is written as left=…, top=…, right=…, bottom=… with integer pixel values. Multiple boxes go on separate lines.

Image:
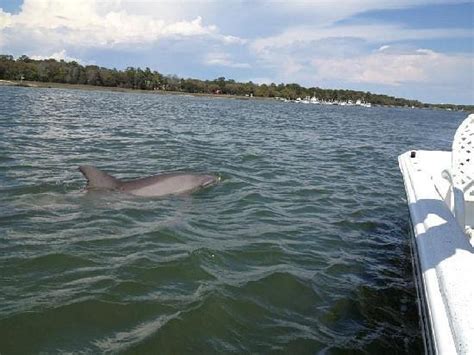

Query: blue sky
left=0, top=0, right=472, bottom=104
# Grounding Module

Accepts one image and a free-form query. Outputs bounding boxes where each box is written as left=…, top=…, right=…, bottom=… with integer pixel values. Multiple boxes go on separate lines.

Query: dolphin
left=78, top=165, right=218, bottom=197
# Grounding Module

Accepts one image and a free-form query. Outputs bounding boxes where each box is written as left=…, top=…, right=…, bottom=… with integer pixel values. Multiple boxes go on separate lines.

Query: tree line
left=0, top=54, right=471, bottom=111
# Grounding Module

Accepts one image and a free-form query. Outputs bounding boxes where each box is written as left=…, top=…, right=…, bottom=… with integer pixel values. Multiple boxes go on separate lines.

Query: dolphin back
left=79, top=165, right=121, bottom=190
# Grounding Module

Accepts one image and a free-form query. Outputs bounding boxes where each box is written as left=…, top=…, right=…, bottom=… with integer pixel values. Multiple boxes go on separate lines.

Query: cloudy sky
left=0, top=0, right=472, bottom=104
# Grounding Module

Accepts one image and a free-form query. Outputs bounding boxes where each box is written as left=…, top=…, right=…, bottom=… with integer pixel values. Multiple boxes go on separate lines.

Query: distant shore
left=1, top=54, right=472, bottom=112
left=1, top=79, right=472, bottom=113
left=0, top=79, right=262, bottom=101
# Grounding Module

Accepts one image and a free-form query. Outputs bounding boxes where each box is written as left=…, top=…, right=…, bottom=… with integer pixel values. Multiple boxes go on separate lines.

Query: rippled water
left=0, top=86, right=466, bottom=353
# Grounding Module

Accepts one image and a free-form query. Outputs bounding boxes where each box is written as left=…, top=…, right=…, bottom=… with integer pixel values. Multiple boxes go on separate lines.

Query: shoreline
left=0, top=79, right=264, bottom=101
left=1, top=80, right=471, bottom=112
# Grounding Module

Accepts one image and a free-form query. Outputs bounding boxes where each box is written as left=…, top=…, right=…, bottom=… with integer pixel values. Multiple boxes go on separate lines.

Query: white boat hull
left=399, top=150, right=474, bottom=354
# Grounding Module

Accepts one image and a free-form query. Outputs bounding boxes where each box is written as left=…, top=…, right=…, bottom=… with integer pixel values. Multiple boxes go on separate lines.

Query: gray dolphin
left=79, top=165, right=218, bottom=197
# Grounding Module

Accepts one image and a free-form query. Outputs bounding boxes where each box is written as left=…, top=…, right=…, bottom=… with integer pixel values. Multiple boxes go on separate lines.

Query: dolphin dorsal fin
left=79, top=165, right=120, bottom=190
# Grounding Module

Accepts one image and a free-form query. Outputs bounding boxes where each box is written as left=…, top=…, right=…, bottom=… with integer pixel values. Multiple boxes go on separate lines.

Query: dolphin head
left=199, top=175, right=219, bottom=188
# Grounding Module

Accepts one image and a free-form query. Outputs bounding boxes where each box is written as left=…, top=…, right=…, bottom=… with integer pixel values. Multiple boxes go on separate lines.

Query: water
left=0, top=86, right=466, bottom=354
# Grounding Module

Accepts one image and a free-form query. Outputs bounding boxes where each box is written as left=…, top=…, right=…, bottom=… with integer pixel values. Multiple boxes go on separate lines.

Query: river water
left=0, top=86, right=466, bottom=353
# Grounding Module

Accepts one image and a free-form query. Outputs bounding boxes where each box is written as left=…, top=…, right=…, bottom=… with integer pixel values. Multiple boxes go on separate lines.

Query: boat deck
left=399, top=150, right=474, bottom=354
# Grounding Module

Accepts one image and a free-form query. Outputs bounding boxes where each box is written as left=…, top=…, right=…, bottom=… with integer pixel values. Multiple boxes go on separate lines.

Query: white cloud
left=0, top=8, right=11, bottom=29
left=204, top=52, right=250, bottom=68
left=313, top=49, right=473, bottom=87
left=5, top=0, right=462, bottom=53
left=0, top=9, right=11, bottom=47
left=246, top=77, right=273, bottom=85
left=30, top=49, right=84, bottom=63
left=251, top=24, right=472, bottom=55
left=0, top=0, right=242, bottom=49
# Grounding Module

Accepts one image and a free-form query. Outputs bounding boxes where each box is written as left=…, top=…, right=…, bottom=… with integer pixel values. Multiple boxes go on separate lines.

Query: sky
left=0, top=0, right=472, bottom=104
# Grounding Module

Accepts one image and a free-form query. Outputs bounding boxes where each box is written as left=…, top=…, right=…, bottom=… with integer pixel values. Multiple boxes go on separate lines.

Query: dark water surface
left=0, top=86, right=465, bottom=353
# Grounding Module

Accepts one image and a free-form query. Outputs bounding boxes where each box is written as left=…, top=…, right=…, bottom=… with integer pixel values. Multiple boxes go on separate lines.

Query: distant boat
left=356, top=99, right=372, bottom=108
left=285, top=97, right=371, bottom=107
